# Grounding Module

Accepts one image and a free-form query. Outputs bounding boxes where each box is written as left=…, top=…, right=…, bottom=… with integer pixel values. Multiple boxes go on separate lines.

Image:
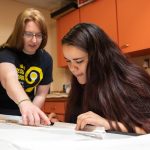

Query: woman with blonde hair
left=0, top=8, right=53, bottom=126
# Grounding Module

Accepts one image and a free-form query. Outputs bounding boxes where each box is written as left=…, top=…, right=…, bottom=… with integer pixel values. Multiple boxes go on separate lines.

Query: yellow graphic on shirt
left=30, top=72, right=38, bottom=81
left=17, top=65, right=43, bottom=93
left=25, top=66, right=43, bottom=92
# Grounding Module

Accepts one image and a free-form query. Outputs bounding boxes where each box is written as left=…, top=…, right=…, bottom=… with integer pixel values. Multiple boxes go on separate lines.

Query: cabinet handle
left=121, top=44, right=129, bottom=49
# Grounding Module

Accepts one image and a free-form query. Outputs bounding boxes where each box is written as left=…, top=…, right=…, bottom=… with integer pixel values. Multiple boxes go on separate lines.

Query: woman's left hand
left=76, top=111, right=110, bottom=130
left=48, top=113, right=59, bottom=123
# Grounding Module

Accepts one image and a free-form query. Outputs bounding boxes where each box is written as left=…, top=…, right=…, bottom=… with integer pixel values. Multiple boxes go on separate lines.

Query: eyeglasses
left=23, top=31, right=43, bottom=40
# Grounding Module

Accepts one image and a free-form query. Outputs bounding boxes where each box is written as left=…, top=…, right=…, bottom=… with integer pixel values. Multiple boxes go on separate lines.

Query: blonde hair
left=2, top=8, right=48, bottom=51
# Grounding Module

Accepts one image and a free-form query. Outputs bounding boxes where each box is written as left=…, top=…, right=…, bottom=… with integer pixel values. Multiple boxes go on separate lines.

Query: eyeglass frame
left=23, top=31, right=43, bottom=41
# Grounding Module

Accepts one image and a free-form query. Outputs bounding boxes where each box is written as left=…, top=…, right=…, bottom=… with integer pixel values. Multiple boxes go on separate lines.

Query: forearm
left=108, top=120, right=146, bottom=134
left=135, top=126, right=146, bottom=134
left=111, top=121, right=128, bottom=132
left=32, top=95, right=46, bottom=108
left=0, top=63, right=29, bottom=104
left=3, top=76, right=29, bottom=104
left=33, top=84, right=50, bottom=108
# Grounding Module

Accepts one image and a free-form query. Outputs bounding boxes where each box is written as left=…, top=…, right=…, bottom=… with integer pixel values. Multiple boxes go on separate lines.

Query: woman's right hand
left=18, top=100, right=50, bottom=126
left=76, top=111, right=110, bottom=130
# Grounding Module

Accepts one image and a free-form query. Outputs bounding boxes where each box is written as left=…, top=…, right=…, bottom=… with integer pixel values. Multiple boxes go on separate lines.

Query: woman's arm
left=75, top=111, right=146, bottom=134
left=110, top=120, right=146, bottom=134
left=33, top=84, right=50, bottom=108
left=0, top=62, right=50, bottom=126
left=36, top=84, right=60, bottom=123
left=0, top=63, right=28, bottom=103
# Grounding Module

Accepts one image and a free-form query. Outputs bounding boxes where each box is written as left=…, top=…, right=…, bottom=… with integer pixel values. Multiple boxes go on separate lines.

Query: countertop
left=46, top=93, right=68, bottom=98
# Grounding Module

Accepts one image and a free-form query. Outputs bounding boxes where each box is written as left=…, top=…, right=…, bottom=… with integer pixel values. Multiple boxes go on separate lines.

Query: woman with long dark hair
left=50, top=23, right=150, bottom=134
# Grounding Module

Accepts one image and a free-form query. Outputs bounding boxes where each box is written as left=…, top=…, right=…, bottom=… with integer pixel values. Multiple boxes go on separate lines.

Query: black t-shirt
left=0, top=48, right=53, bottom=115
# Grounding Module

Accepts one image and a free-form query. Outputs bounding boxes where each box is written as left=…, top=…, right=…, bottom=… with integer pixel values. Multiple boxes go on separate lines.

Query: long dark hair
left=62, top=23, right=150, bottom=133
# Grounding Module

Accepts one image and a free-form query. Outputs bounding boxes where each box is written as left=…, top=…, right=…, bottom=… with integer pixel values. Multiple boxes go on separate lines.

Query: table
left=0, top=122, right=149, bottom=150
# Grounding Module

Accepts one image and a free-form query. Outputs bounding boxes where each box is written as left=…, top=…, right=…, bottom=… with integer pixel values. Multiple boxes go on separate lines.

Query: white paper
left=0, top=114, right=105, bottom=139
left=0, top=114, right=150, bottom=150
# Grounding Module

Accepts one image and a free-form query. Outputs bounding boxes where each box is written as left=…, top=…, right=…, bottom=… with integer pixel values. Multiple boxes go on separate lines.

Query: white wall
left=0, top=0, right=71, bottom=92
left=129, top=55, right=150, bottom=67
left=49, top=19, right=71, bottom=92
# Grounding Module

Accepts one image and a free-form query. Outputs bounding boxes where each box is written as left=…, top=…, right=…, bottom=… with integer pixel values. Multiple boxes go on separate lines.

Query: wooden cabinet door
left=43, top=98, right=67, bottom=121
left=80, top=0, right=118, bottom=43
left=57, top=9, right=80, bottom=67
left=44, top=101, right=66, bottom=114
left=117, top=0, right=150, bottom=54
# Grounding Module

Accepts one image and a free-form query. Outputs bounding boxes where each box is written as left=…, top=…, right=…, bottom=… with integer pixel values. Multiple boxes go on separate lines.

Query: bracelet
left=17, top=99, right=31, bottom=106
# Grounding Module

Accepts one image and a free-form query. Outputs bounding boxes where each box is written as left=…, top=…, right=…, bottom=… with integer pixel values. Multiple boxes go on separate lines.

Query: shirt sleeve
left=0, top=48, right=16, bottom=64
left=39, top=51, right=53, bottom=85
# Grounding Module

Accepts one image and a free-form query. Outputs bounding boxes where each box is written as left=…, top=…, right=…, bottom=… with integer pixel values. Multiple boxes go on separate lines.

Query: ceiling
left=13, top=0, right=75, bottom=12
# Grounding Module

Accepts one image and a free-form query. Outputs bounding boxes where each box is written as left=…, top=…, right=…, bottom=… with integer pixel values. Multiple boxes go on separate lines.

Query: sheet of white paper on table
left=0, top=114, right=150, bottom=150
left=0, top=114, right=105, bottom=139
left=0, top=122, right=149, bottom=150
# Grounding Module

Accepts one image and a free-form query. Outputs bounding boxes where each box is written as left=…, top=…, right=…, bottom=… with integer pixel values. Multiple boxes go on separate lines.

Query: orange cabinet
left=57, top=9, right=80, bottom=67
left=56, top=0, right=150, bottom=67
left=80, top=0, right=118, bottom=43
left=56, top=0, right=118, bottom=67
left=117, top=0, right=150, bottom=54
left=42, top=98, right=67, bottom=122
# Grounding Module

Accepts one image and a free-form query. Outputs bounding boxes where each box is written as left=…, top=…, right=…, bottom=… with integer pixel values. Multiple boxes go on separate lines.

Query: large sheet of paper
left=0, top=114, right=150, bottom=150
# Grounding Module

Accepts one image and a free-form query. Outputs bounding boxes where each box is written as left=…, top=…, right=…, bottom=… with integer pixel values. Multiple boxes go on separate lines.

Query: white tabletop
left=0, top=122, right=149, bottom=150
left=0, top=114, right=149, bottom=150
